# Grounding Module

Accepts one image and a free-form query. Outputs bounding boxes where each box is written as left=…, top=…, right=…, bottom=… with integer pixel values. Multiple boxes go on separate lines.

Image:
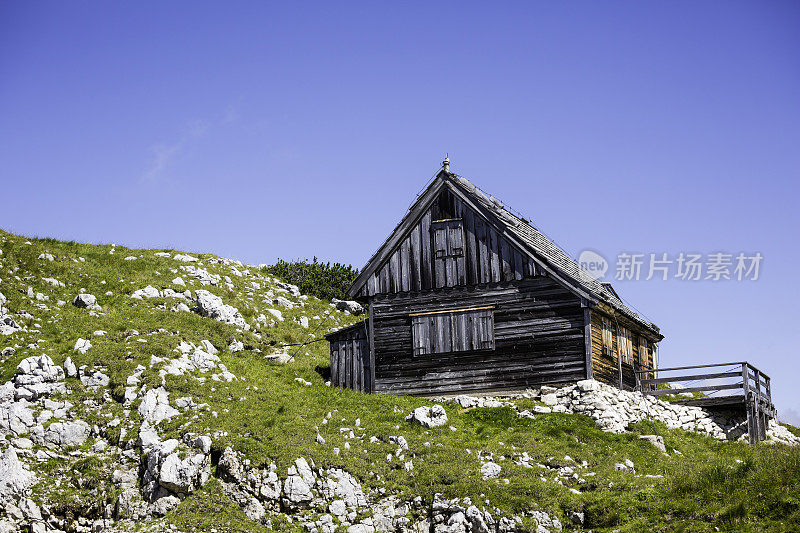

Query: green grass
left=2, top=227, right=800, bottom=532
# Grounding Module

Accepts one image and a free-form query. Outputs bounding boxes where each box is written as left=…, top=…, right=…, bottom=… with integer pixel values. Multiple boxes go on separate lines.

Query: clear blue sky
left=2, top=2, right=799, bottom=423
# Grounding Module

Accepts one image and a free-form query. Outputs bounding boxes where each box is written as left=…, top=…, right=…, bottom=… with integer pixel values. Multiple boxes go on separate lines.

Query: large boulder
left=158, top=452, right=211, bottom=495
left=43, top=420, right=90, bottom=447
left=131, top=286, right=161, bottom=299
left=406, top=405, right=448, bottom=428
left=73, top=338, right=92, bottom=354
left=14, top=355, right=63, bottom=389
left=72, top=293, right=98, bottom=308
left=331, top=299, right=364, bottom=315
left=194, top=290, right=249, bottom=330
left=282, top=475, right=313, bottom=508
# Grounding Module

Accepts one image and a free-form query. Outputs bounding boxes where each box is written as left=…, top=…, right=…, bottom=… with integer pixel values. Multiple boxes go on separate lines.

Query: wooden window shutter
left=619, top=327, right=632, bottom=364
left=410, top=307, right=495, bottom=355
left=601, top=317, right=613, bottom=357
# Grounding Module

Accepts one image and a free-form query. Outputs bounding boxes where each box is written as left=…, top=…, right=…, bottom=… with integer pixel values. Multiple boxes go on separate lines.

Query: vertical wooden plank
left=400, top=237, right=411, bottom=292
left=367, top=274, right=377, bottom=297
left=338, top=341, right=345, bottom=387
left=389, top=251, right=400, bottom=293
left=409, top=224, right=421, bottom=292
left=450, top=221, right=466, bottom=286
left=464, top=209, right=478, bottom=285
left=500, top=237, right=512, bottom=280
left=470, top=312, right=479, bottom=350
left=331, top=343, right=339, bottom=386
left=488, top=226, right=501, bottom=282
left=368, top=299, right=375, bottom=393
left=343, top=338, right=350, bottom=389
left=355, top=336, right=365, bottom=392
left=476, top=218, right=489, bottom=283
left=584, top=306, right=593, bottom=380
left=458, top=312, right=469, bottom=351
left=513, top=248, right=524, bottom=280
left=379, top=264, right=389, bottom=294
left=438, top=314, right=452, bottom=353
left=433, top=224, right=446, bottom=288
left=420, top=210, right=432, bottom=290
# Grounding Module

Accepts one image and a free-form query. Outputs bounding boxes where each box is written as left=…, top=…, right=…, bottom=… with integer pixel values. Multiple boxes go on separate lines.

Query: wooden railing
left=634, top=361, right=772, bottom=406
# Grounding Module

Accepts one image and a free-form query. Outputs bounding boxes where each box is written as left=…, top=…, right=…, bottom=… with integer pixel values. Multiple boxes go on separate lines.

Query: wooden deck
left=635, top=362, right=775, bottom=443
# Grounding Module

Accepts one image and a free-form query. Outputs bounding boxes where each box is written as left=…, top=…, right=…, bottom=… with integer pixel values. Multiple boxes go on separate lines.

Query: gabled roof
left=349, top=169, right=662, bottom=337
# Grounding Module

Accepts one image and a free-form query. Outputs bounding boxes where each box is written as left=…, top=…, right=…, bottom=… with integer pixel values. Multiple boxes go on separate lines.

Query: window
left=601, top=316, right=614, bottom=357
left=432, top=219, right=464, bottom=259
left=411, top=307, right=494, bottom=355
left=619, top=327, right=633, bottom=365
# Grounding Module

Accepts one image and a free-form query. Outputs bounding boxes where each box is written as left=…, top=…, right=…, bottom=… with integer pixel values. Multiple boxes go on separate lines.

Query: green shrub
left=263, top=258, right=359, bottom=301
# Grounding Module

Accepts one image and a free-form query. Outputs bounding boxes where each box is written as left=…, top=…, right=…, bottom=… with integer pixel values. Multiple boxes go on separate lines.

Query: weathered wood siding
left=329, top=322, right=371, bottom=393
left=371, top=277, right=586, bottom=395
left=589, top=309, right=655, bottom=389
left=357, top=189, right=538, bottom=297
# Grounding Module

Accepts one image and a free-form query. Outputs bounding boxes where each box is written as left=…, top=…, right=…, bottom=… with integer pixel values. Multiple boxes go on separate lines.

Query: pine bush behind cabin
left=264, top=258, right=358, bottom=301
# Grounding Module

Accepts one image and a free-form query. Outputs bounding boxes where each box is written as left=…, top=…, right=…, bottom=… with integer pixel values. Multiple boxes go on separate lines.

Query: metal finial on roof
left=442, top=153, right=450, bottom=173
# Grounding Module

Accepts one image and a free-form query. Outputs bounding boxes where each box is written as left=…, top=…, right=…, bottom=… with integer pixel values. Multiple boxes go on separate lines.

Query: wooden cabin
left=326, top=159, right=664, bottom=395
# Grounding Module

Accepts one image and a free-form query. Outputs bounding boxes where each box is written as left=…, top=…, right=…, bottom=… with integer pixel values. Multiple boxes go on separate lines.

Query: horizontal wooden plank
left=640, top=371, right=741, bottom=384
left=649, top=383, right=744, bottom=396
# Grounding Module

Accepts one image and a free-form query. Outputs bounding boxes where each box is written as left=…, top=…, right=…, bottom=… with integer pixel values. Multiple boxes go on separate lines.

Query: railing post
left=741, top=363, right=749, bottom=398
left=754, top=368, right=761, bottom=400
left=741, top=363, right=754, bottom=444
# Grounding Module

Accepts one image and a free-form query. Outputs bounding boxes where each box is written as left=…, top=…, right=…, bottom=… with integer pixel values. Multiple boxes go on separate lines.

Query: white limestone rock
left=43, top=420, right=90, bottom=447
left=332, top=299, right=364, bottom=315
left=131, top=285, right=161, bottom=299
left=73, top=337, right=92, bottom=354
left=406, top=405, right=448, bottom=428
left=0, top=447, right=36, bottom=504
left=194, top=290, right=249, bottom=330
left=480, top=462, right=501, bottom=480
left=138, top=387, right=179, bottom=424
left=72, top=293, right=98, bottom=309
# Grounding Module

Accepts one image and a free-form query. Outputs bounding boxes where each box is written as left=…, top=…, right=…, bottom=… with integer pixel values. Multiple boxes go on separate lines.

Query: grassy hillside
left=1, top=228, right=799, bottom=532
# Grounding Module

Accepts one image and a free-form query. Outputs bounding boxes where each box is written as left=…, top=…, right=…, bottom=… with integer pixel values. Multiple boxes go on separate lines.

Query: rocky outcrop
left=0, top=448, right=36, bottom=504
left=141, top=439, right=211, bottom=515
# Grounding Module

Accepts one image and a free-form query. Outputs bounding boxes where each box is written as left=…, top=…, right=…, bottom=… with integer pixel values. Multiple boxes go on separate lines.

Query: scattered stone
left=480, top=462, right=501, bottom=480
left=73, top=337, right=92, bottom=354
left=132, top=286, right=161, bottom=299
left=72, top=293, right=98, bottom=309
left=639, top=434, right=667, bottom=453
